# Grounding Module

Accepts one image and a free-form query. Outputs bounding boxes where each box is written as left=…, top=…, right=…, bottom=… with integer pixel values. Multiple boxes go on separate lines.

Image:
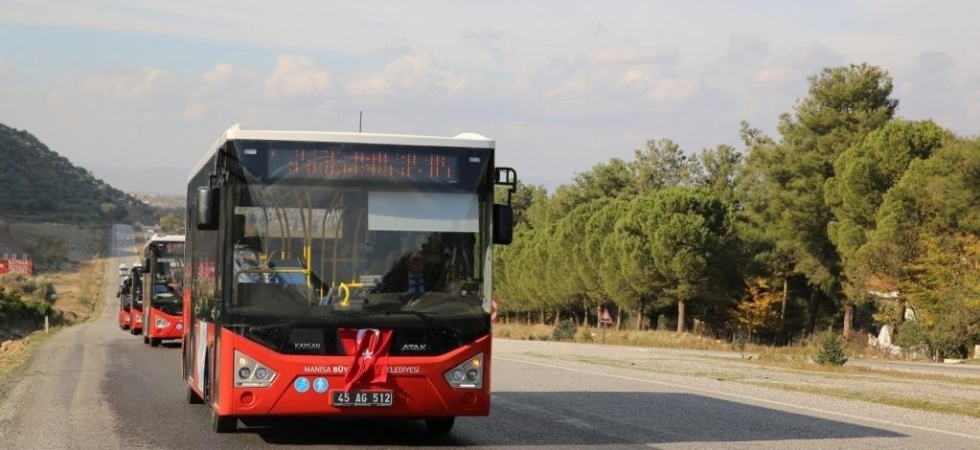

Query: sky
left=2, top=0, right=980, bottom=195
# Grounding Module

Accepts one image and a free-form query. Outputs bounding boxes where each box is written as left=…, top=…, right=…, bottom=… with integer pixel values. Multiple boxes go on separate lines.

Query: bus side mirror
left=197, top=186, right=219, bottom=231
left=493, top=204, right=513, bottom=245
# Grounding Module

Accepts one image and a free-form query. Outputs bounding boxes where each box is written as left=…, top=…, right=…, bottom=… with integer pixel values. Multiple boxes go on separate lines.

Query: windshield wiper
left=382, top=310, right=460, bottom=339
left=247, top=314, right=370, bottom=335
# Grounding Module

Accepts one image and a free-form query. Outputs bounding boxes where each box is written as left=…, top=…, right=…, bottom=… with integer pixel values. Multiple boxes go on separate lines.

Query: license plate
left=331, top=390, right=394, bottom=407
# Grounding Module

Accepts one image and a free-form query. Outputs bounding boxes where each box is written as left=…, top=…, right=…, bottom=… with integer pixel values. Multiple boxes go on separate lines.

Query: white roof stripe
left=188, top=124, right=494, bottom=184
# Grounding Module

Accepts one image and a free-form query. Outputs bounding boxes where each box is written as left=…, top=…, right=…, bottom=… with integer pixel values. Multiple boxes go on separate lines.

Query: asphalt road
left=1, top=224, right=980, bottom=449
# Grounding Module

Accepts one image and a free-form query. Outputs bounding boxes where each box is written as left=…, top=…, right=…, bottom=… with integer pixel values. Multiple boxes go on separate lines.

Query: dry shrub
left=493, top=323, right=554, bottom=341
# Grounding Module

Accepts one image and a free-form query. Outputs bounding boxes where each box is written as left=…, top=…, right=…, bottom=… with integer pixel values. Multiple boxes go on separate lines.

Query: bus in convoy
left=140, top=234, right=186, bottom=347
left=118, top=264, right=145, bottom=334
left=116, top=268, right=135, bottom=331
left=183, top=124, right=516, bottom=433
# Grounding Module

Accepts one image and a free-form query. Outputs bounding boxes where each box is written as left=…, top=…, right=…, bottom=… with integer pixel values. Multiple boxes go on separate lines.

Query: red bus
left=122, top=265, right=145, bottom=335
left=183, top=125, right=516, bottom=433
left=116, top=268, right=134, bottom=331
left=140, top=234, right=186, bottom=347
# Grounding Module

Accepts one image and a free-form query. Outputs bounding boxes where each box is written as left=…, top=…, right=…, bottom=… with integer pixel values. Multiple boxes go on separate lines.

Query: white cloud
left=617, top=68, right=646, bottom=88
left=183, top=101, right=207, bottom=120
left=644, top=78, right=699, bottom=103
left=585, top=45, right=677, bottom=66
left=264, top=55, right=331, bottom=101
left=544, top=75, right=589, bottom=98
left=346, top=74, right=388, bottom=98
left=82, top=66, right=172, bottom=102
left=755, top=67, right=791, bottom=84
left=204, top=62, right=234, bottom=85
left=614, top=68, right=698, bottom=103
left=346, top=53, right=470, bottom=98
left=437, top=72, right=469, bottom=94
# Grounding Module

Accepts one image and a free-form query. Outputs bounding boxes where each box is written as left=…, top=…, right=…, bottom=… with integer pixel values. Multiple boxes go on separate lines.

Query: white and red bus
left=116, top=270, right=134, bottom=331
left=140, top=234, right=186, bottom=347
left=183, top=124, right=516, bottom=433
left=119, top=265, right=144, bottom=335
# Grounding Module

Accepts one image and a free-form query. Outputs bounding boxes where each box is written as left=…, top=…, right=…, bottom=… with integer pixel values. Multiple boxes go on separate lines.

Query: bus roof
left=190, top=124, right=495, bottom=183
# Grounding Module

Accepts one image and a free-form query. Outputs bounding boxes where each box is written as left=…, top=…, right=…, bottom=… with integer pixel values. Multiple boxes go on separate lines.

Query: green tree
left=159, top=214, right=185, bottom=234
left=865, top=138, right=980, bottom=358
left=825, top=120, right=949, bottom=335
left=693, top=144, right=743, bottom=206
left=814, top=329, right=848, bottom=366
left=496, top=183, right=547, bottom=231
left=743, top=63, right=897, bottom=338
left=630, top=138, right=698, bottom=195
left=588, top=199, right=632, bottom=329
left=612, top=187, right=738, bottom=332
left=552, top=201, right=610, bottom=325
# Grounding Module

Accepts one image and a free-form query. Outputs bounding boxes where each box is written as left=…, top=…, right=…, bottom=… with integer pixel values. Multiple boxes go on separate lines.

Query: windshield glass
left=147, top=257, right=183, bottom=305
left=130, top=270, right=144, bottom=310
left=225, top=182, right=488, bottom=327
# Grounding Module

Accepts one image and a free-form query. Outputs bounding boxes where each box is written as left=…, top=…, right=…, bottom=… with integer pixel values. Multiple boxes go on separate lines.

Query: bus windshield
left=224, top=182, right=489, bottom=329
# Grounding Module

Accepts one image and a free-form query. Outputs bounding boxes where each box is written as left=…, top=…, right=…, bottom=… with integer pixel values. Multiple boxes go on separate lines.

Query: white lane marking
left=496, top=356, right=980, bottom=441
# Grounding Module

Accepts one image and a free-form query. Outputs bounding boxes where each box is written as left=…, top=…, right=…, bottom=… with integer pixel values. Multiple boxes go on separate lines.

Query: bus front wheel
left=210, top=407, right=236, bottom=433
left=424, top=417, right=455, bottom=434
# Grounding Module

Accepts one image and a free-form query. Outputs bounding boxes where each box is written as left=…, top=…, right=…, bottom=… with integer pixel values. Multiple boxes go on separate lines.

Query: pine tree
left=814, top=330, right=848, bottom=366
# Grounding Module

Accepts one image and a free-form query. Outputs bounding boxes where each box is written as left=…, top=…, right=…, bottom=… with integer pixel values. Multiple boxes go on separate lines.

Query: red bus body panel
left=208, top=327, right=491, bottom=418
left=144, top=307, right=183, bottom=341
left=130, top=307, right=143, bottom=334
left=117, top=308, right=130, bottom=330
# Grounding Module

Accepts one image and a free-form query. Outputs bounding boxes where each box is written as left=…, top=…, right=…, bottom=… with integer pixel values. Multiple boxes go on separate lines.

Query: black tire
left=210, top=407, right=237, bottom=433
left=143, top=335, right=150, bottom=344
left=149, top=338, right=161, bottom=347
left=424, top=417, right=455, bottom=434
left=187, top=386, right=204, bottom=404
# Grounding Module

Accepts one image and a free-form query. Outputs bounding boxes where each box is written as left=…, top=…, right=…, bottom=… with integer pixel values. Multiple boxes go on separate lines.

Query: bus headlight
left=234, top=350, right=277, bottom=388
left=444, top=353, right=483, bottom=389
left=451, top=369, right=465, bottom=382
left=154, top=317, right=170, bottom=329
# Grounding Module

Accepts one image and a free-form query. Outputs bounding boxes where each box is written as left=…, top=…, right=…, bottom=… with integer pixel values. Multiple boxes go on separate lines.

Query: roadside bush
left=552, top=319, right=576, bottom=341
left=0, top=286, right=50, bottom=327
left=814, top=330, right=848, bottom=366
left=0, top=273, right=57, bottom=303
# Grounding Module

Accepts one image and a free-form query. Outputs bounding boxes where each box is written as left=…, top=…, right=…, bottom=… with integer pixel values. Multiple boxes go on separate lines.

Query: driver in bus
left=379, top=251, right=442, bottom=296
left=167, top=268, right=183, bottom=292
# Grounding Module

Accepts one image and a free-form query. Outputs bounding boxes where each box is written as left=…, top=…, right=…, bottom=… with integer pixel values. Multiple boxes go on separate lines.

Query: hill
left=0, top=123, right=157, bottom=224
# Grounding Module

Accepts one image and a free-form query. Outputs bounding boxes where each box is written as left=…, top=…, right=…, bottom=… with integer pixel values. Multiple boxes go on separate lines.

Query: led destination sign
left=153, top=241, right=185, bottom=258
left=239, top=142, right=462, bottom=184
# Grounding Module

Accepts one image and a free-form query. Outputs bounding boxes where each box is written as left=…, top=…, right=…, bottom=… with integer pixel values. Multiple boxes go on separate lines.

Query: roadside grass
left=0, top=329, right=55, bottom=380
left=494, top=322, right=793, bottom=354
left=743, top=381, right=980, bottom=420
left=495, top=322, right=980, bottom=387
left=499, top=322, right=980, bottom=419
left=47, top=257, right=108, bottom=325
